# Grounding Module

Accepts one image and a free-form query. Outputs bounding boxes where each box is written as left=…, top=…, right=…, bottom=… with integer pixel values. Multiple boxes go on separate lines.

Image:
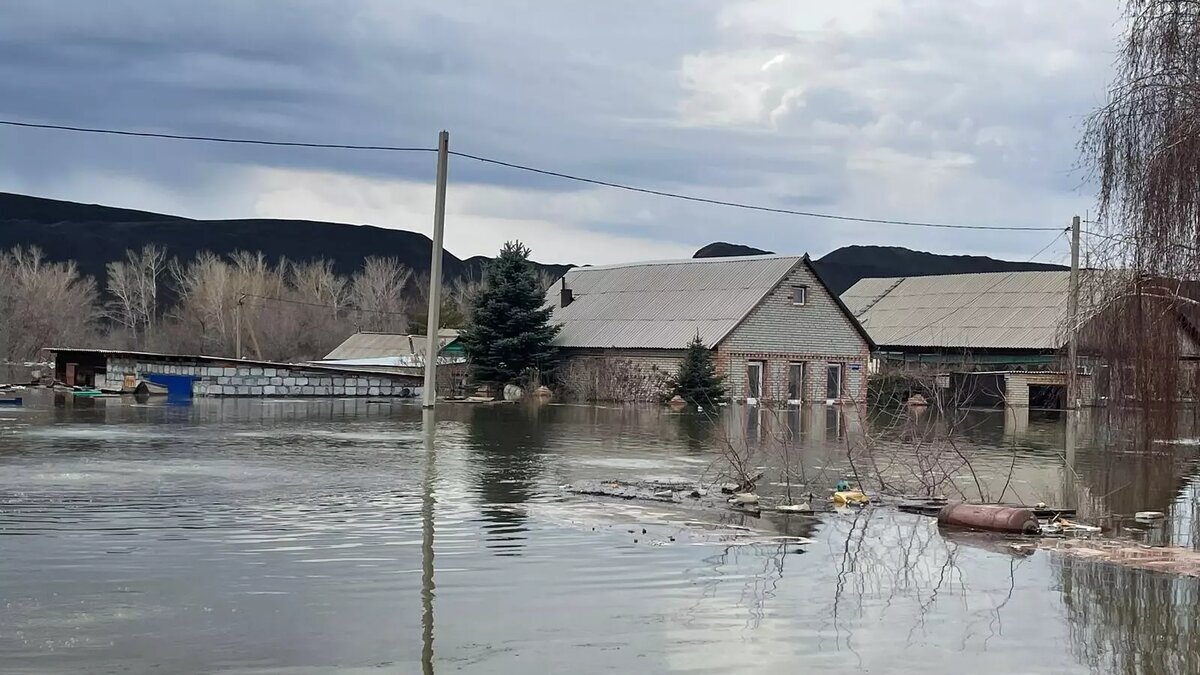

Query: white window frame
left=787, top=361, right=805, bottom=405
left=792, top=285, right=808, bottom=306
left=746, top=360, right=765, bottom=405
left=826, top=362, right=843, bottom=402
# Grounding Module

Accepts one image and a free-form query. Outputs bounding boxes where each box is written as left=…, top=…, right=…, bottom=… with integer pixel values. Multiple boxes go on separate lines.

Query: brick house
left=547, top=255, right=873, bottom=403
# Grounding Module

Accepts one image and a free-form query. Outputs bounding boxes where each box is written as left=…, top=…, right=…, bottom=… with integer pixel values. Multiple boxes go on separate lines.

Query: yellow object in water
left=832, top=490, right=869, bottom=506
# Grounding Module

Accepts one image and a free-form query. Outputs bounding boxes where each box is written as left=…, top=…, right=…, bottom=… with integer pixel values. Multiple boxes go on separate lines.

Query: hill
left=692, top=242, right=774, bottom=258
left=0, top=192, right=571, bottom=284
left=691, top=241, right=1067, bottom=295
left=0, top=192, right=1065, bottom=298
left=811, top=245, right=1066, bottom=295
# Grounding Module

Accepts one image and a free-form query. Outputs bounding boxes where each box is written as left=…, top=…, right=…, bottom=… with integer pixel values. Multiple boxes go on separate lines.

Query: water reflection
left=675, top=411, right=714, bottom=451
left=421, top=408, right=437, bottom=675
left=466, top=404, right=550, bottom=555
left=1059, top=555, right=1200, bottom=675
left=4, top=394, right=1200, bottom=673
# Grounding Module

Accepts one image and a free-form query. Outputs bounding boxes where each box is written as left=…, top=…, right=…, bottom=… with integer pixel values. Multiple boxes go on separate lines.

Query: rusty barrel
left=937, top=503, right=1040, bottom=534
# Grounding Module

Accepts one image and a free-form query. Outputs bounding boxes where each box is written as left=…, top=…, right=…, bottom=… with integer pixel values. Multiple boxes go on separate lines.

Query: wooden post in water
left=422, top=131, right=449, bottom=408
left=1067, top=215, right=1081, bottom=409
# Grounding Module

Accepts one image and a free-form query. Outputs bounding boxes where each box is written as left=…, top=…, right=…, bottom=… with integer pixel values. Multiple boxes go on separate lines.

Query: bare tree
left=167, top=251, right=233, bottom=355
left=350, top=256, right=411, bottom=333
left=285, top=259, right=352, bottom=360
left=1082, top=0, right=1200, bottom=439
left=0, top=246, right=100, bottom=362
left=105, top=244, right=166, bottom=348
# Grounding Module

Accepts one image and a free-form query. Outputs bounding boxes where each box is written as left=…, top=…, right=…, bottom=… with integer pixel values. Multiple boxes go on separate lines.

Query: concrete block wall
left=102, top=357, right=420, bottom=398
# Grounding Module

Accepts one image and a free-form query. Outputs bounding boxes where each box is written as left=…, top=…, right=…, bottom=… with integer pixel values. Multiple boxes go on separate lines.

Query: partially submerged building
left=319, top=330, right=465, bottom=367
left=842, top=270, right=1104, bottom=407
left=47, top=348, right=424, bottom=398
left=547, top=255, right=873, bottom=403
left=842, top=271, right=1074, bottom=371
left=315, top=330, right=467, bottom=396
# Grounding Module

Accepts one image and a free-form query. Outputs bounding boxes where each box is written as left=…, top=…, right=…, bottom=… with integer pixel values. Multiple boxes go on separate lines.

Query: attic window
left=792, top=285, right=808, bottom=306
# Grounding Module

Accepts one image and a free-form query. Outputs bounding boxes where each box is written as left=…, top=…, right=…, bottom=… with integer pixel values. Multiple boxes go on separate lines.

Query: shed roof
left=546, top=255, right=807, bottom=349
left=322, top=330, right=460, bottom=360
left=841, top=271, right=1072, bottom=350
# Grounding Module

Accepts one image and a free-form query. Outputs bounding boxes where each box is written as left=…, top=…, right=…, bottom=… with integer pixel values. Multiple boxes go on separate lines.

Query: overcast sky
left=0, top=1, right=1123, bottom=265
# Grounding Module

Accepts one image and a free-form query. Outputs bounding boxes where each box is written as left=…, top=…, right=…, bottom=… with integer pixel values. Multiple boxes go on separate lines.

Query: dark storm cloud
left=0, top=0, right=1121, bottom=261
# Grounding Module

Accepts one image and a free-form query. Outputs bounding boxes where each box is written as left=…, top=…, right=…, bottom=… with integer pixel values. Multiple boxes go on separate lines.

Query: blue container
left=144, top=373, right=196, bottom=398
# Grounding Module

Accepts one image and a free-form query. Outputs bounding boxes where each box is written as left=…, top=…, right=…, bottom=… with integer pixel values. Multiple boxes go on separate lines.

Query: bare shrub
left=556, top=356, right=673, bottom=402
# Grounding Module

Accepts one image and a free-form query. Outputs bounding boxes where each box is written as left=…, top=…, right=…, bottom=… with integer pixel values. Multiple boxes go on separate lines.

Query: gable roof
left=841, top=271, right=1072, bottom=350
left=546, top=254, right=870, bottom=350
left=322, top=330, right=460, bottom=360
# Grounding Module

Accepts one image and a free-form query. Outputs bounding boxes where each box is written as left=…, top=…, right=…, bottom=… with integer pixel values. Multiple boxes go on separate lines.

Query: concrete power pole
left=235, top=295, right=244, bottom=360
left=422, top=131, right=449, bottom=408
left=1066, top=215, right=1081, bottom=409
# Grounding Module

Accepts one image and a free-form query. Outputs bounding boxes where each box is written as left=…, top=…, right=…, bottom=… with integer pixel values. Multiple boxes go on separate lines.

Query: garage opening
left=1028, top=384, right=1064, bottom=409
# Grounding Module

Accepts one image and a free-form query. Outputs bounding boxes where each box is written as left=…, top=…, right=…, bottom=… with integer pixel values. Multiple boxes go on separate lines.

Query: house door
left=746, top=360, right=765, bottom=404
left=787, top=362, right=804, bottom=405
left=826, top=363, right=843, bottom=402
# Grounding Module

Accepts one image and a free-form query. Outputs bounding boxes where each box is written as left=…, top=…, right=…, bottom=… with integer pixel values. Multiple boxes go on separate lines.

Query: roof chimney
left=560, top=277, right=574, bottom=308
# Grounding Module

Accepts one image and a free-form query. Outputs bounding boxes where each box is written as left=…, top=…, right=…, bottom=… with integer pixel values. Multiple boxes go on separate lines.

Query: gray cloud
left=0, top=0, right=1119, bottom=263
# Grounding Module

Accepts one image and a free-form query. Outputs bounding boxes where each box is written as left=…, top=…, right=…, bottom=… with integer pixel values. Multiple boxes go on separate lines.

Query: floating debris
left=1043, top=539, right=1200, bottom=577
left=832, top=490, right=869, bottom=506
left=937, top=504, right=1041, bottom=535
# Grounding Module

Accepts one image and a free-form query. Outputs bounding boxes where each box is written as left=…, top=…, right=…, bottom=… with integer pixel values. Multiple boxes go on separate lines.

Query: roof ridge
left=569, top=253, right=805, bottom=273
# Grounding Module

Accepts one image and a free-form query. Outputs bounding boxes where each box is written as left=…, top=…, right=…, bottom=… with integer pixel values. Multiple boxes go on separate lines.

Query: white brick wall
left=718, top=262, right=870, bottom=402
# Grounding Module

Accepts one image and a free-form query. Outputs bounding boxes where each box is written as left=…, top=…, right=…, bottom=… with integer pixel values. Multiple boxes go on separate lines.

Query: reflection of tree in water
left=676, top=411, right=715, bottom=452
left=1058, top=557, right=1200, bottom=675
left=466, top=404, right=551, bottom=555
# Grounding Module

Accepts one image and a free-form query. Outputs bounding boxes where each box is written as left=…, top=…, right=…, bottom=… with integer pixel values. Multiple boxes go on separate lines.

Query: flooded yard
left=2, top=394, right=1199, bottom=673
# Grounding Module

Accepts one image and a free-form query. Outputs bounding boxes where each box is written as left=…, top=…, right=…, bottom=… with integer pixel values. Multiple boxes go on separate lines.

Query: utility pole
left=1067, top=215, right=1081, bottom=409
left=422, top=131, right=449, bottom=408
left=235, top=295, right=245, bottom=360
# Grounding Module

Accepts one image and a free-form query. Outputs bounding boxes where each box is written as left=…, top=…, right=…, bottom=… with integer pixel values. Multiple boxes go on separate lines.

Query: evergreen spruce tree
left=458, top=241, right=560, bottom=387
left=673, top=333, right=726, bottom=406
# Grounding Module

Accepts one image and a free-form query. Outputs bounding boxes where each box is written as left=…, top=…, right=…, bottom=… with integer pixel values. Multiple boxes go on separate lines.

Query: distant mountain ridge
left=694, top=240, right=1066, bottom=295
left=0, top=192, right=1065, bottom=297
left=0, top=192, right=571, bottom=285
left=810, top=245, right=1066, bottom=295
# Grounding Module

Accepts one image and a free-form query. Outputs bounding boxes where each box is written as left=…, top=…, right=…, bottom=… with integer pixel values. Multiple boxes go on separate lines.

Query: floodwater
left=1, top=395, right=1199, bottom=674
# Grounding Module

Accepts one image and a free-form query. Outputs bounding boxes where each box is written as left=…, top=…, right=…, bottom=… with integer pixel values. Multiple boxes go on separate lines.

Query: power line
left=240, top=292, right=409, bottom=317
left=1082, top=228, right=1200, bottom=255
left=883, top=228, right=1070, bottom=345
left=0, top=117, right=1063, bottom=233
left=449, top=151, right=1062, bottom=232
left=0, top=119, right=436, bottom=153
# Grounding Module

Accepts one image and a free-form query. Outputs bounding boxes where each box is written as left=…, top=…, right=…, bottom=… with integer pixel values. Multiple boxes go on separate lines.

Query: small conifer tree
left=458, top=241, right=560, bottom=386
left=673, top=333, right=726, bottom=406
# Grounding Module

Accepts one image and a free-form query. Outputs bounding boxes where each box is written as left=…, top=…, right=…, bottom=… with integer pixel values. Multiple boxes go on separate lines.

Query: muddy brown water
left=1, top=394, right=1199, bottom=674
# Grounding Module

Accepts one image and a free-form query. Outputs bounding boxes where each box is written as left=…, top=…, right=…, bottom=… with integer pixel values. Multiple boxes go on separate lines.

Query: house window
left=792, top=285, right=808, bottom=306
left=746, top=360, right=765, bottom=403
left=826, top=362, right=843, bottom=400
left=787, top=362, right=805, bottom=403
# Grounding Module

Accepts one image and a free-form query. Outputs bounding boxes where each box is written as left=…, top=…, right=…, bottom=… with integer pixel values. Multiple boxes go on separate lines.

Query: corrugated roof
left=841, top=271, right=1072, bottom=350
left=546, top=255, right=803, bottom=349
left=322, top=330, right=460, bottom=360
